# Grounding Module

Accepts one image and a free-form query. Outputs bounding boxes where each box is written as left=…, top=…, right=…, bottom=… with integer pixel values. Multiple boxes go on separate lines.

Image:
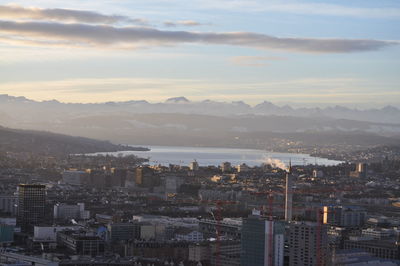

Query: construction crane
left=201, top=200, right=237, bottom=266
left=267, top=193, right=274, bottom=266
left=251, top=185, right=351, bottom=266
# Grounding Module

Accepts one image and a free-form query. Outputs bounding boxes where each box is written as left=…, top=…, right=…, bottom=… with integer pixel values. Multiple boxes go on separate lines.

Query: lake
left=91, top=145, right=342, bottom=167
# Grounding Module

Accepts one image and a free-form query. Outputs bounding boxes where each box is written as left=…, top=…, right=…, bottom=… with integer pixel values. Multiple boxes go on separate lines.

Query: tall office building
left=241, top=210, right=285, bottom=266
left=285, top=163, right=293, bottom=222
left=287, top=221, right=328, bottom=266
left=17, top=184, right=46, bottom=233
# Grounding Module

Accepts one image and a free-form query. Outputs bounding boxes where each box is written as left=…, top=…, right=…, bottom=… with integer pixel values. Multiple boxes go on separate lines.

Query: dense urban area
left=0, top=140, right=400, bottom=266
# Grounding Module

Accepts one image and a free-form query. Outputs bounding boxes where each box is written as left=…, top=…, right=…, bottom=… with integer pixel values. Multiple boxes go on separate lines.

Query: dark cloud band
left=0, top=5, right=146, bottom=25
left=0, top=20, right=396, bottom=53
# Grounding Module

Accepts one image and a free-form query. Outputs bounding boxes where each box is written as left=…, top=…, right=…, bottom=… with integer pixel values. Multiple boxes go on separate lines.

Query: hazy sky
left=0, top=0, right=399, bottom=107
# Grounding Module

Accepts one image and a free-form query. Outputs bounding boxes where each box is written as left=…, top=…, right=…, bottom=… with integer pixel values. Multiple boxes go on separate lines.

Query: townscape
left=1, top=145, right=400, bottom=265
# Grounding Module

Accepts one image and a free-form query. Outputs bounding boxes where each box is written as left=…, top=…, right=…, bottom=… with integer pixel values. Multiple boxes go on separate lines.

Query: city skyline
left=0, top=0, right=399, bottom=106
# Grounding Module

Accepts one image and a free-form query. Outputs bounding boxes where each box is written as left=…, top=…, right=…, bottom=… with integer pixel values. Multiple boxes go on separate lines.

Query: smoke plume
left=264, top=157, right=289, bottom=171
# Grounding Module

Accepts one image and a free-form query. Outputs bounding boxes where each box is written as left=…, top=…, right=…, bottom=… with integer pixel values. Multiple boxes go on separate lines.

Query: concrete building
left=30, top=226, right=79, bottom=251
left=323, top=206, right=366, bottom=227
left=209, top=241, right=241, bottom=266
left=0, top=195, right=17, bottom=216
left=333, top=249, right=400, bottom=266
left=362, top=228, right=392, bottom=240
left=125, top=241, right=190, bottom=261
left=0, top=224, right=14, bottom=244
left=86, top=169, right=106, bottom=188
left=198, top=219, right=241, bottom=239
left=0, top=218, right=15, bottom=227
left=53, top=203, right=89, bottom=220
left=125, top=170, right=136, bottom=188
left=57, top=230, right=105, bottom=256
left=110, top=168, right=128, bottom=187
left=285, top=169, right=293, bottom=222
left=107, top=222, right=139, bottom=242
left=312, top=169, right=324, bottom=178
left=135, top=167, right=160, bottom=188
left=287, top=221, right=329, bottom=266
left=188, top=244, right=210, bottom=263
left=240, top=211, right=285, bottom=266
left=343, top=238, right=400, bottom=260
left=0, top=252, right=58, bottom=266
left=140, top=224, right=156, bottom=240
left=165, top=175, right=182, bottom=196
left=221, top=162, right=232, bottom=173
left=16, top=184, right=46, bottom=233
left=95, top=214, right=113, bottom=224
left=237, top=163, right=249, bottom=173
left=62, top=170, right=88, bottom=186
left=350, top=163, right=367, bottom=178
left=174, top=228, right=203, bottom=242
left=199, top=189, right=240, bottom=201
left=189, top=161, right=199, bottom=171
left=33, top=226, right=79, bottom=242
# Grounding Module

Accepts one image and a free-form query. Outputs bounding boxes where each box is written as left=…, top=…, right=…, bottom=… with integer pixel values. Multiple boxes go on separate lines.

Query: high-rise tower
left=287, top=221, right=328, bottom=266
left=17, top=184, right=46, bottom=233
left=241, top=210, right=285, bottom=266
left=285, top=161, right=293, bottom=222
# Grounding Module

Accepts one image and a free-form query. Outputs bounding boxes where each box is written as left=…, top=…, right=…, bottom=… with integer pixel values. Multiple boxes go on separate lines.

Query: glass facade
left=16, top=184, right=46, bottom=233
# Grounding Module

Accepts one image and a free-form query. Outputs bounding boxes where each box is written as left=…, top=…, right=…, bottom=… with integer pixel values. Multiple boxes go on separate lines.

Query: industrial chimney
left=285, top=161, right=293, bottom=222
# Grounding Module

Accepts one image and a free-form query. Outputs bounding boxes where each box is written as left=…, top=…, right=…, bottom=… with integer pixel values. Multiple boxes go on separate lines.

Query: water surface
left=91, top=145, right=342, bottom=167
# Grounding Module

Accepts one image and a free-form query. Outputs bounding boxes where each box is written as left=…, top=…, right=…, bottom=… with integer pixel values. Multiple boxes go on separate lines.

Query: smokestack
left=285, top=160, right=293, bottom=222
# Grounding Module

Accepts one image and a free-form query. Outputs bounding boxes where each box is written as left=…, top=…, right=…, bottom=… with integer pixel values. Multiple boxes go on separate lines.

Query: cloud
left=0, top=20, right=397, bottom=53
left=264, top=3, right=400, bottom=19
left=230, top=56, right=285, bottom=66
left=164, top=20, right=204, bottom=27
left=0, top=5, right=148, bottom=25
left=182, top=0, right=400, bottom=19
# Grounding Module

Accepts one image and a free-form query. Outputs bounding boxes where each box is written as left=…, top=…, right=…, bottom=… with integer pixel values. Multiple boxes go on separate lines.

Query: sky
left=0, top=0, right=399, bottom=107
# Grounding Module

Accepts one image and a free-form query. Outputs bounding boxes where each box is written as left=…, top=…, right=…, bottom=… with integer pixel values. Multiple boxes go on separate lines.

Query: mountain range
left=1, top=95, right=399, bottom=124
left=0, top=94, right=399, bottom=150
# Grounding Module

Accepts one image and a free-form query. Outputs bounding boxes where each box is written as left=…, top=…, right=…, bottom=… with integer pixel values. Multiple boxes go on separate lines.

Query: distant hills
left=0, top=126, right=146, bottom=157
left=0, top=94, right=399, bottom=151
left=1, top=94, right=399, bottom=124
